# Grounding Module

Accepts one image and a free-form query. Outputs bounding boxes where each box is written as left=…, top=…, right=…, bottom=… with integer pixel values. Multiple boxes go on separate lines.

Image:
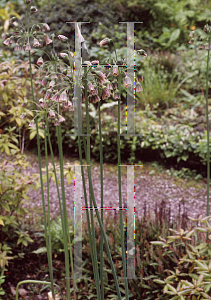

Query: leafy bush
left=0, top=152, right=40, bottom=295
left=151, top=215, right=211, bottom=299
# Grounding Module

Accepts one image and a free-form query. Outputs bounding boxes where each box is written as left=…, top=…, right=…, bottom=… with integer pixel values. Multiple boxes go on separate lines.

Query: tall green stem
left=98, top=100, right=104, bottom=300
left=44, top=122, right=55, bottom=299
left=56, top=124, right=71, bottom=300
left=205, top=37, right=210, bottom=219
left=83, top=68, right=101, bottom=299
left=83, top=68, right=122, bottom=299
left=117, top=74, right=129, bottom=299
left=28, top=50, right=55, bottom=297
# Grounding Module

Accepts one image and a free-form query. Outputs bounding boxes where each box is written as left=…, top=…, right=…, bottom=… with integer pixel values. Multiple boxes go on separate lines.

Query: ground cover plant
left=1, top=0, right=211, bottom=299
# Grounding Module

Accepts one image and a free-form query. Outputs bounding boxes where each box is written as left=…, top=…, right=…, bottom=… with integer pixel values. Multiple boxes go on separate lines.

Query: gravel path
left=17, top=153, right=211, bottom=224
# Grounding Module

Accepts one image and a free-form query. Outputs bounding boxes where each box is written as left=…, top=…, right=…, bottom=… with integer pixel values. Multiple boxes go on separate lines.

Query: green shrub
left=151, top=215, right=211, bottom=299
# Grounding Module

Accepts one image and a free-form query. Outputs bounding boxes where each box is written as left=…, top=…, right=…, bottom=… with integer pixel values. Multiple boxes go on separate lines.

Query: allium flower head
left=60, top=52, right=68, bottom=58
left=59, top=91, right=68, bottom=102
left=3, top=38, right=10, bottom=46
left=44, top=35, right=52, bottom=45
left=83, top=61, right=92, bottom=66
left=49, top=110, right=55, bottom=118
left=102, top=87, right=110, bottom=100
left=58, top=116, right=65, bottom=123
left=99, top=38, right=111, bottom=47
left=43, top=23, right=50, bottom=31
left=58, top=35, right=68, bottom=42
left=25, top=43, right=31, bottom=51
left=123, top=76, right=132, bottom=88
left=33, top=38, right=40, bottom=47
left=136, top=83, right=143, bottom=93
left=114, top=89, right=121, bottom=99
left=37, top=57, right=44, bottom=65
left=113, top=64, right=118, bottom=76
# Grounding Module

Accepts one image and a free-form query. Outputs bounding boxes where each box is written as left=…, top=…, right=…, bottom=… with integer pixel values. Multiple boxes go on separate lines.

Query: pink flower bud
left=25, top=43, right=31, bottom=51
left=59, top=91, right=67, bottom=102
left=44, top=35, right=52, bottom=45
left=114, top=90, right=121, bottom=99
left=136, top=83, right=143, bottom=93
left=49, top=81, right=55, bottom=88
left=33, top=38, right=40, bottom=47
left=102, top=87, right=110, bottom=100
left=3, top=38, right=10, bottom=46
left=124, top=76, right=132, bottom=88
left=99, top=38, right=111, bottom=47
left=37, top=57, right=44, bottom=65
left=58, top=35, right=68, bottom=42
left=43, top=23, right=50, bottom=31
left=60, top=52, right=68, bottom=58
left=49, top=110, right=55, bottom=118
left=112, top=64, right=118, bottom=76
left=58, top=116, right=65, bottom=123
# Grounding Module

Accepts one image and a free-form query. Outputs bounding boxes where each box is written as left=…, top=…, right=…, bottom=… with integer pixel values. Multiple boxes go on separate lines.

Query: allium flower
left=60, top=52, right=68, bottom=58
left=99, top=38, right=111, bottom=47
left=58, top=116, right=65, bottom=123
left=44, top=35, right=52, bottom=45
left=189, top=39, right=194, bottom=44
left=59, top=91, right=68, bottom=102
left=49, top=110, right=55, bottom=118
left=136, top=83, right=143, bottom=93
left=107, top=82, right=113, bottom=90
left=14, top=43, right=20, bottom=51
left=102, top=87, right=110, bottom=100
left=58, top=35, right=68, bottom=42
left=33, top=38, right=40, bottom=47
left=30, top=6, right=38, bottom=12
left=45, top=89, right=52, bottom=100
left=114, top=89, right=121, bottom=99
left=123, top=76, right=132, bottom=88
left=93, top=95, right=100, bottom=103
left=84, top=61, right=92, bottom=66
left=91, top=60, right=99, bottom=65
left=96, top=71, right=106, bottom=82
left=43, top=23, right=50, bottom=31
left=54, top=121, right=59, bottom=126
left=113, top=64, right=118, bottom=76
left=25, top=43, right=31, bottom=51
left=41, top=77, right=48, bottom=86
left=88, top=83, right=95, bottom=93
left=49, top=81, right=55, bottom=88
left=52, top=92, right=60, bottom=102
left=3, top=38, right=10, bottom=46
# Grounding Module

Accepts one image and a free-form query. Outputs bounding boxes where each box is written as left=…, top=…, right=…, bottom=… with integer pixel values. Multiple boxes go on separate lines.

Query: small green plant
left=151, top=215, right=211, bottom=299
